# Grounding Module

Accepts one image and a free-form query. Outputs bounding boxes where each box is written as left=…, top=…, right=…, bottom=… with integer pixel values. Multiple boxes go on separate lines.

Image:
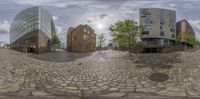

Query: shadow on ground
left=28, top=50, right=92, bottom=62
left=130, top=52, right=182, bottom=69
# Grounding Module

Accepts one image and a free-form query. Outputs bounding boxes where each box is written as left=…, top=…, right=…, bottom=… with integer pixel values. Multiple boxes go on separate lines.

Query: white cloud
left=13, top=0, right=194, bottom=44
left=0, top=20, right=10, bottom=34
left=15, top=0, right=93, bottom=8
left=188, top=20, right=200, bottom=40
left=56, top=26, right=62, bottom=34
left=53, top=16, right=58, bottom=21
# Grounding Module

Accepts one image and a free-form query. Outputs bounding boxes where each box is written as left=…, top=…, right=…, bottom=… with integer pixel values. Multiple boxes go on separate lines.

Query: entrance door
left=27, top=47, right=36, bottom=53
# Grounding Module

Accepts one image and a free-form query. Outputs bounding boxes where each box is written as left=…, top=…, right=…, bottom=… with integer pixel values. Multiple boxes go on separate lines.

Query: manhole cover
left=149, top=73, right=169, bottom=82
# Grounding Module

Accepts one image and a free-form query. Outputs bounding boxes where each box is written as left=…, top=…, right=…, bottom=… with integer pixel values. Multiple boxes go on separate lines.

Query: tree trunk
left=100, top=40, right=102, bottom=50
left=128, top=34, right=131, bottom=56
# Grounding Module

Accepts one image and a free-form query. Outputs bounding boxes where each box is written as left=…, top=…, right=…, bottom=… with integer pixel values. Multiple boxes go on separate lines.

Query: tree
left=109, top=19, right=138, bottom=56
left=51, top=34, right=61, bottom=48
left=177, top=31, right=197, bottom=45
left=97, top=33, right=106, bottom=50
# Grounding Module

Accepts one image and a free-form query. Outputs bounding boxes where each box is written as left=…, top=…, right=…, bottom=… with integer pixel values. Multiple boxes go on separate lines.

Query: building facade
left=176, top=20, right=195, bottom=47
left=10, top=6, right=56, bottom=54
left=139, top=8, right=176, bottom=52
left=67, top=24, right=96, bottom=53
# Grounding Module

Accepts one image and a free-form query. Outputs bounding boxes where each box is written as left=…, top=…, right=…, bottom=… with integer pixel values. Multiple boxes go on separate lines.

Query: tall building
left=176, top=20, right=195, bottom=47
left=139, top=8, right=176, bottom=52
left=67, top=24, right=96, bottom=53
left=10, top=6, right=56, bottom=54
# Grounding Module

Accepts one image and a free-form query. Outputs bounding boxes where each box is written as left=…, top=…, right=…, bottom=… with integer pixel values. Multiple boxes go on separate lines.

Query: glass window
left=160, top=31, right=164, bottom=36
left=84, top=35, right=86, bottom=40
left=171, top=34, right=175, bottom=38
left=146, top=25, right=151, bottom=29
left=160, top=39, right=164, bottom=45
left=144, top=16, right=152, bottom=25
left=170, top=28, right=175, bottom=33
left=160, top=16, right=164, bottom=25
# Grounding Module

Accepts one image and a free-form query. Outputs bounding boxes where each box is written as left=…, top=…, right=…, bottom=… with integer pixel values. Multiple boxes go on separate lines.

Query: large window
left=141, top=31, right=149, bottom=35
left=160, top=15, right=164, bottom=25
left=160, top=26, right=163, bottom=30
left=171, top=34, right=175, bottom=38
left=168, top=15, right=175, bottom=31
left=144, top=16, right=153, bottom=30
left=160, top=31, right=164, bottom=36
left=160, top=39, right=164, bottom=45
left=170, top=28, right=175, bottom=33
left=10, top=7, right=55, bottom=43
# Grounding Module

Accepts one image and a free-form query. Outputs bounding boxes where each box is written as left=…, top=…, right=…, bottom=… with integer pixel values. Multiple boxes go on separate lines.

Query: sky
left=0, top=0, right=200, bottom=47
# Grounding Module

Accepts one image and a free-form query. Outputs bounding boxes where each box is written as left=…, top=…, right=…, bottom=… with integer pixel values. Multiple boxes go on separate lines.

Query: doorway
left=27, top=47, right=36, bottom=53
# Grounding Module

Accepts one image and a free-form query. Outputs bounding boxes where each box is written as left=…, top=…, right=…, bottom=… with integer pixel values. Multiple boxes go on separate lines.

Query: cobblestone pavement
left=0, top=49, right=200, bottom=98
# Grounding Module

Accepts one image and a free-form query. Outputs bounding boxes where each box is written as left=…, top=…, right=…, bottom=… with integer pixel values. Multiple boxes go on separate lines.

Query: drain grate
left=149, top=73, right=169, bottom=82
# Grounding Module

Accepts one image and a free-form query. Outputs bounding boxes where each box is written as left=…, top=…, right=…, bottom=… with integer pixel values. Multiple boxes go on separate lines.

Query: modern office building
left=176, top=20, right=195, bottom=47
left=10, top=6, right=56, bottom=54
left=139, top=8, right=176, bottom=52
left=67, top=24, right=96, bottom=53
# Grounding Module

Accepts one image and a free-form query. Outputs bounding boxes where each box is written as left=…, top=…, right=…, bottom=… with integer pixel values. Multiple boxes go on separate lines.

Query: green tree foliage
left=139, top=25, right=145, bottom=35
left=196, top=40, right=200, bottom=46
left=51, top=34, right=61, bottom=48
left=109, top=19, right=138, bottom=54
left=97, top=33, right=106, bottom=50
left=177, top=31, right=197, bottom=45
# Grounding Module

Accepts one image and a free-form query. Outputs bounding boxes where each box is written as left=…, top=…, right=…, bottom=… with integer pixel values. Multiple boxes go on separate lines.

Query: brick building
left=67, top=24, right=96, bottom=53
left=176, top=20, right=195, bottom=48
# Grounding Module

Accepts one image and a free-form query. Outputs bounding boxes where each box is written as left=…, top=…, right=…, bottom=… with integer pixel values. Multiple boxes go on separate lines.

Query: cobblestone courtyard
left=0, top=49, right=200, bottom=98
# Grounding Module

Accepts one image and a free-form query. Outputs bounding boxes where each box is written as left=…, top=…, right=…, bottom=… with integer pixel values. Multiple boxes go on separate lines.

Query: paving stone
left=0, top=49, right=200, bottom=98
left=32, top=90, right=51, bottom=96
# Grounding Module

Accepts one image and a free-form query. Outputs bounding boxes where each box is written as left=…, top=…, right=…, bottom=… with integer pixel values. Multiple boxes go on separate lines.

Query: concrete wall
left=139, top=8, right=176, bottom=41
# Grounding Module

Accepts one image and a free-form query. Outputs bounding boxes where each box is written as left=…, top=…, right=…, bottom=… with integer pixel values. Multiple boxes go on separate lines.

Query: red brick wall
left=67, top=25, right=96, bottom=53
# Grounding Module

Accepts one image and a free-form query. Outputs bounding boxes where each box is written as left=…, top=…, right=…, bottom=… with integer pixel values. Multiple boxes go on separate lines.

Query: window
left=171, top=34, right=175, bottom=38
left=145, top=25, right=151, bottom=29
left=83, top=35, right=86, bottom=40
left=84, top=29, right=86, bottom=33
left=160, top=16, right=164, bottom=25
left=141, top=31, right=149, bottom=35
left=144, top=16, right=152, bottom=25
left=160, top=39, right=164, bottom=45
left=160, top=31, right=164, bottom=36
left=150, top=20, right=153, bottom=24
left=160, top=26, right=162, bottom=30
left=170, top=28, right=175, bottom=33
left=169, top=17, right=175, bottom=28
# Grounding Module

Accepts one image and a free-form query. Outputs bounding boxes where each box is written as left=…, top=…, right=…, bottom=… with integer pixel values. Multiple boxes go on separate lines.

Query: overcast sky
left=0, top=0, right=200, bottom=47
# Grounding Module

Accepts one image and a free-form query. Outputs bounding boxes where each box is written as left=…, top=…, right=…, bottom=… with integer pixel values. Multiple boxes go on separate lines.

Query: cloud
left=0, top=20, right=10, bottom=34
left=14, top=0, right=94, bottom=8
left=11, top=0, right=200, bottom=45
left=188, top=20, right=200, bottom=40
left=55, top=25, right=66, bottom=42
left=56, top=26, right=62, bottom=34
left=86, top=20, right=92, bottom=23
left=99, top=13, right=108, bottom=19
left=52, top=16, right=58, bottom=21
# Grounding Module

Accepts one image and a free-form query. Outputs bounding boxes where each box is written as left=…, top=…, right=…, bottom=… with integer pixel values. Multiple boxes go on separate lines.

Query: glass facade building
left=10, top=6, right=56, bottom=54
